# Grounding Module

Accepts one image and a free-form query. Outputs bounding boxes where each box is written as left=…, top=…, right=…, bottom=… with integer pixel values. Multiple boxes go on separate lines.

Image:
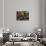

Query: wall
left=0, top=0, right=3, bottom=33
left=45, top=0, right=46, bottom=37
left=0, top=0, right=3, bottom=28
left=42, top=0, right=46, bottom=37
left=4, top=0, right=42, bottom=32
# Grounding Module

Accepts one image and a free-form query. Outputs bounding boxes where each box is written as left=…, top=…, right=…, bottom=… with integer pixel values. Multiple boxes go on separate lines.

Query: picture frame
left=16, top=11, right=29, bottom=20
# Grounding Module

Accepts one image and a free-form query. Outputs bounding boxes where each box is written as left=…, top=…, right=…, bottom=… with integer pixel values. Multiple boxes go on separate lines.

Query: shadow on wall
left=43, top=26, right=46, bottom=38
left=0, top=26, right=43, bottom=34
left=3, top=26, right=41, bottom=33
left=34, top=27, right=43, bottom=38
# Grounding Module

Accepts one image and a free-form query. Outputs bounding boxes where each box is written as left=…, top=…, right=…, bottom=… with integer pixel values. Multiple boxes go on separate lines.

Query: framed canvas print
left=16, top=11, right=29, bottom=20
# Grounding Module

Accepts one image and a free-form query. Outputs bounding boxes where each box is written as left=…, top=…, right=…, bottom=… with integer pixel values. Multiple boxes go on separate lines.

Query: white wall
left=42, top=0, right=46, bottom=37
left=0, top=0, right=3, bottom=27
left=0, top=0, right=3, bottom=33
left=4, top=0, right=42, bottom=32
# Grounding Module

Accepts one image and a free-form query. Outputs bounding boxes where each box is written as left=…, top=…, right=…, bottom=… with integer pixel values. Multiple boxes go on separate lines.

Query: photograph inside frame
left=16, top=11, right=29, bottom=20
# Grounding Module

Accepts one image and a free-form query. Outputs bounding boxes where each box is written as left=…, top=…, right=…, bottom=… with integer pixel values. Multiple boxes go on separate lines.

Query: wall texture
left=4, top=0, right=42, bottom=32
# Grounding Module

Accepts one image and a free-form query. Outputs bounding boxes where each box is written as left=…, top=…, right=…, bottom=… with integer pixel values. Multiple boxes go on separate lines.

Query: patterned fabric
left=3, top=33, right=10, bottom=44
